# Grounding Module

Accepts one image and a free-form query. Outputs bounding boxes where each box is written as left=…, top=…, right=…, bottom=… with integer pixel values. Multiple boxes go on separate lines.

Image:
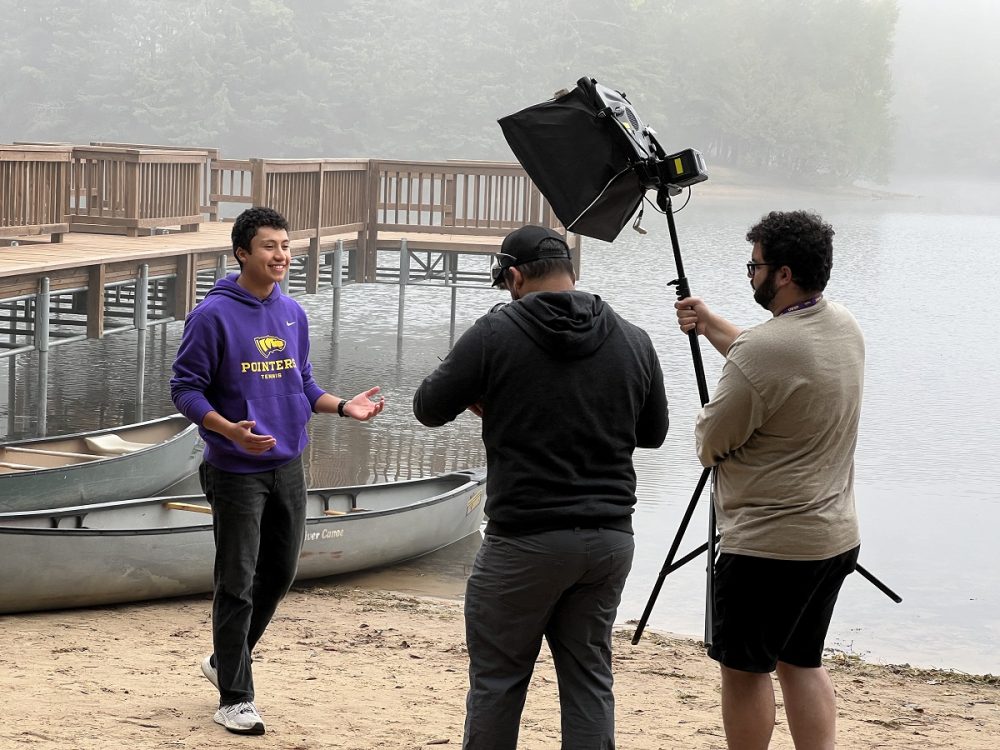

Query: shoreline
left=674, top=173, right=926, bottom=210
left=2, top=584, right=997, bottom=749
left=675, top=168, right=1000, bottom=217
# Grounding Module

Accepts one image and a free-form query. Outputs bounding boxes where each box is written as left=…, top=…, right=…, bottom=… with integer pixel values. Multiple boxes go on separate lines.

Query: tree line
left=1, top=0, right=905, bottom=184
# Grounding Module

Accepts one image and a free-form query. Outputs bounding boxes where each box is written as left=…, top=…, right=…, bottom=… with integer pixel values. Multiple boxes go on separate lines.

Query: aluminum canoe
left=0, top=414, right=202, bottom=512
left=0, top=468, right=486, bottom=614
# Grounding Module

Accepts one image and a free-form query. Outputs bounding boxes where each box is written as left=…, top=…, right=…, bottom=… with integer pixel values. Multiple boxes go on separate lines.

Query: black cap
left=491, top=225, right=571, bottom=287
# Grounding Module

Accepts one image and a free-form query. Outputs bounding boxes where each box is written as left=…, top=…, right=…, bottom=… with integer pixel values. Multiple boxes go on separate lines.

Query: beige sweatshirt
left=695, top=299, right=864, bottom=560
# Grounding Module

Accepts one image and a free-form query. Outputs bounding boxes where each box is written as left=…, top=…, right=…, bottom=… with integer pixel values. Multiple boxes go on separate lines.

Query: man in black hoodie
left=413, top=225, right=668, bottom=750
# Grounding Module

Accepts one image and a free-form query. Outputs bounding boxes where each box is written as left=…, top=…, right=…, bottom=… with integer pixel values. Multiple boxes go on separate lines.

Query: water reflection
left=3, top=204, right=999, bottom=674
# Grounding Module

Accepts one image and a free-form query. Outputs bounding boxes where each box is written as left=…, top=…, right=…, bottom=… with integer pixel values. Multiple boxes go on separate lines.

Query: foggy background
left=1, top=0, right=997, bottom=197
left=2, top=0, right=999, bottom=674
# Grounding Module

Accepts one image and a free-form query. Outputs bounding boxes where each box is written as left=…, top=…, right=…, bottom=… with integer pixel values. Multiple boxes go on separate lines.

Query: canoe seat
left=322, top=507, right=370, bottom=516
left=0, top=461, right=37, bottom=471
left=84, top=434, right=154, bottom=456
left=163, top=501, right=212, bottom=514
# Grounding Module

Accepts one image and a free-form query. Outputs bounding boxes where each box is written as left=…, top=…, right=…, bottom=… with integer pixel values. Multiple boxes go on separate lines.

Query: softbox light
left=499, top=76, right=706, bottom=243
left=499, top=78, right=646, bottom=242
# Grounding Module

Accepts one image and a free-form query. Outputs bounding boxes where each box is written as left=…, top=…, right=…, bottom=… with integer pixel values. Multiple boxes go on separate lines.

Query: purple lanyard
left=777, top=295, right=822, bottom=317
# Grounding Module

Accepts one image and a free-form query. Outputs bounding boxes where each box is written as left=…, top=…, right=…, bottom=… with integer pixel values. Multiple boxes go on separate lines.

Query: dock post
left=332, top=240, right=343, bottom=344
left=134, top=264, right=149, bottom=420
left=214, top=253, right=227, bottom=281
left=7, top=332, right=14, bottom=437
left=35, top=277, right=50, bottom=436
left=397, top=238, right=409, bottom=341
left=448, top=252, right=458, bottom=345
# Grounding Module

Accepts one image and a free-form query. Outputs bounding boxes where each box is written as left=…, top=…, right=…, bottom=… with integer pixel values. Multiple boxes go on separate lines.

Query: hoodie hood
left=204, top=273, right=279, bottom=307
left=502, top=290, right=618, bottom=359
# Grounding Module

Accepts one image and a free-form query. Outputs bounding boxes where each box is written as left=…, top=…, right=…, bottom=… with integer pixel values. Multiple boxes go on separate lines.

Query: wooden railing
left=67, top=146, right=204, bottom=236
left=212, top=158, right=254, bottom=209
left=250, top=158, right=369, bottom=238
left=243, top=158, right=371, bottom=291
left=0, top=145, right=72, bottom=242
left=0, top=143, right=581, bottom=282
left=371, top=159, right=561, bottom=234
left=90, top=142, right=220, bottom=220
left=361, top=159, right=576, bottom=281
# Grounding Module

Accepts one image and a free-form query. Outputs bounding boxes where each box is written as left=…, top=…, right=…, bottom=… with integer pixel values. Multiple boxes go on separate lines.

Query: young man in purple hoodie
left=170, top=206, right=384, bottom=736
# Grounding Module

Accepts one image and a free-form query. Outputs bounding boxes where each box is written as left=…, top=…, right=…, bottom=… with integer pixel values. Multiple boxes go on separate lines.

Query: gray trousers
left=462, top=528, right=635, bottom=750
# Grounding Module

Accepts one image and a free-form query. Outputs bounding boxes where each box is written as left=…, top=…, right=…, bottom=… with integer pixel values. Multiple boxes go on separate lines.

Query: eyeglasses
left=746, top=261, right=774, bottom=278
left=491, top=253, right=516, bottom=288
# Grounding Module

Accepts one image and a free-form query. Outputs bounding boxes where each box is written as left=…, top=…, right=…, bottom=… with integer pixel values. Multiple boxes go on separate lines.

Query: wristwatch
left=337, top=399, right=348, bottom=417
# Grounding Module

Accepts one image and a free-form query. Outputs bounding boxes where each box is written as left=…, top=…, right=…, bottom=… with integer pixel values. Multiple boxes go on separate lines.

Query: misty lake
left=4, top=196, right=998, bottom=675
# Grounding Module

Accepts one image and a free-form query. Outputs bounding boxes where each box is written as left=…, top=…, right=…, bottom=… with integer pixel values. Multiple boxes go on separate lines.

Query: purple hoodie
left=170, top=274, right=326, bottom=473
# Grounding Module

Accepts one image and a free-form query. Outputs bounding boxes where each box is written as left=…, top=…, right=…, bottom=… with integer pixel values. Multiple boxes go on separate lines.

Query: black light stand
left=630, top=188, right=903, bottom=647
left=631, top=188, right=717, bottom=646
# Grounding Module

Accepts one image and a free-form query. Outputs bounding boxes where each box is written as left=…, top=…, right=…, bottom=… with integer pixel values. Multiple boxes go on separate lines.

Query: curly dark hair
left=746, top=210, right=834, bottom=292
left=231, top=207, right=289, bottom=266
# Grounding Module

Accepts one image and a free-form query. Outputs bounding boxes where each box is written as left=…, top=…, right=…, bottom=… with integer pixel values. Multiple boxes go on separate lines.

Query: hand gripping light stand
left=498, top=76, right=901, bottom=650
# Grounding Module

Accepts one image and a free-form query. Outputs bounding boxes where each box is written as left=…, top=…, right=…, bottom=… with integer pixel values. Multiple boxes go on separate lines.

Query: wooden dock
left=0, top=143, right=581, bottom=348
left=1, top=142, right=584, bottom=437
left=0, top=221, right=357, bottom=337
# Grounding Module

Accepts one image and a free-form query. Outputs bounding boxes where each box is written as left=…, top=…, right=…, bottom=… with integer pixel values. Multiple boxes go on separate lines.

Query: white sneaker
left=201, top=654, right=219, bottom=690
left=213, top=701, right=265, bottom=735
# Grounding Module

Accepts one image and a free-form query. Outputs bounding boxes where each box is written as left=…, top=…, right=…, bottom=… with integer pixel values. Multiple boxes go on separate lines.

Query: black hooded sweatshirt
left=413, top=289, right=668, bottom=536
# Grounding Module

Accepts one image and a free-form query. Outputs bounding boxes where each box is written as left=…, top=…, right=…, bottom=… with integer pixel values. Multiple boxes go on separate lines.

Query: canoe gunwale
left=0, top=471, right=485, bottom=537
left=1, top=413, right=191, bottom=447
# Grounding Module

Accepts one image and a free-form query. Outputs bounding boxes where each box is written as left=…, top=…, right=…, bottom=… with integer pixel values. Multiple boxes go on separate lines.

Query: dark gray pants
left=199, top=457, right=306, bottom=706
left=462, top=528, right=635, bottom=750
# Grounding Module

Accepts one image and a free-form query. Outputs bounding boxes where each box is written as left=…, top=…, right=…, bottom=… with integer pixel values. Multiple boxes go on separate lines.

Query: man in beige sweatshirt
left=675, top=210, right=864, bottom=750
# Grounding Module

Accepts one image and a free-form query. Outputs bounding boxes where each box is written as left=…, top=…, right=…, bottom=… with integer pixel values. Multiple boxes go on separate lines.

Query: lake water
left=3, top=194, right=998, bottom=675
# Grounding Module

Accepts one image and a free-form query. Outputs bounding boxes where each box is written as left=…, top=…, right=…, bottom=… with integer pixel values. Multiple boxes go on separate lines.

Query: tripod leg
left=704, top=468, right=717, bottom=646
left=856, top=563, right=903, bottom=603
left=631, top=466, right=712, bottom=644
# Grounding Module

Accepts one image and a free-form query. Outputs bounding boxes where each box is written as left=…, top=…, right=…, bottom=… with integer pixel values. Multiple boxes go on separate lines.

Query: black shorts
left=707, top=545, right=860, bottom=673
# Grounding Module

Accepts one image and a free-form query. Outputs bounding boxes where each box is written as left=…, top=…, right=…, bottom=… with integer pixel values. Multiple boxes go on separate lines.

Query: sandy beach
left=1, top=582, right=997, bottom=750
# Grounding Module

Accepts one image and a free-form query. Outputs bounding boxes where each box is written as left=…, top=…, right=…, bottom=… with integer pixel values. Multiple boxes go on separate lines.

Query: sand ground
left=1, top=584, right=997, bottom=749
